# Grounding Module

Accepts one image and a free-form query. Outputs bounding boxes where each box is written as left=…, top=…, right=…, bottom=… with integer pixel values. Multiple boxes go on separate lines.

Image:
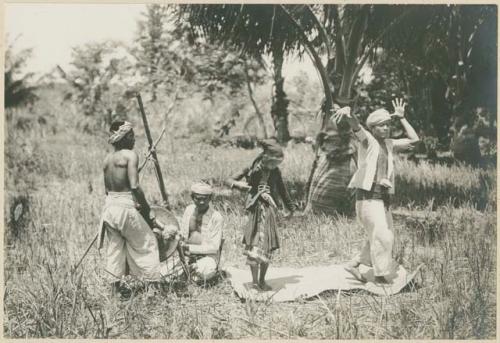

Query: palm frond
left=179, top=4, right=318, bottom=58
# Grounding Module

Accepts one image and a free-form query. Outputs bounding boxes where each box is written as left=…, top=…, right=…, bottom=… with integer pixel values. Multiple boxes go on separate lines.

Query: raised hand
left=331, top=106, right=352, bottom=123
left=331, top=106, right=361, bottom=131
left=391, top=98, right=406, bottom=118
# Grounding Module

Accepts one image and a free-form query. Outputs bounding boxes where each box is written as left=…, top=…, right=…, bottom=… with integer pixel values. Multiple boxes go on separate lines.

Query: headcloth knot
left=108, top=121, right=133, bottom=144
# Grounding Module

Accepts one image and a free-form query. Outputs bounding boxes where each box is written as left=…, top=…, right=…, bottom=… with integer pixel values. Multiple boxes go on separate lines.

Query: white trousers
left=352, top=199, right=395, bottom=277
left=99, top=192, right=166, bottom=282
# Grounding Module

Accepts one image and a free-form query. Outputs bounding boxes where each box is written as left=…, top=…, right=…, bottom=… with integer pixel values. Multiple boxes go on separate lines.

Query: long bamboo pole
left=136, top=94, right=190, bottom=281
left=136, top=94, right=170, bottom=209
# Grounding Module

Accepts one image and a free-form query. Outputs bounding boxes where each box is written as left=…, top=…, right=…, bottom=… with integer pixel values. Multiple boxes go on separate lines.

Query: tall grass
left=4, top=92, right=496, bottom=338
left=396, top=158, right=496, bottom=210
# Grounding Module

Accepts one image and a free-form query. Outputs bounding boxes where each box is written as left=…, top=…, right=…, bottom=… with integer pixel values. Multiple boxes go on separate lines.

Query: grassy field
left=3, top=89, right=497, bottom=339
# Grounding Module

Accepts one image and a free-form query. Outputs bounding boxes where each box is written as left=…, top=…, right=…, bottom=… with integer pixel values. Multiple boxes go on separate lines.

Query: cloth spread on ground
left=226, top=263, right=423, bottom=302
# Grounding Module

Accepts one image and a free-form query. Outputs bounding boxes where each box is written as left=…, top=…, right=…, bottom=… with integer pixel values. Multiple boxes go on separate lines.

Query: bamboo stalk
left=138, top=128, right=166, bottom=173
left=136, top=94, right=170, bottom=208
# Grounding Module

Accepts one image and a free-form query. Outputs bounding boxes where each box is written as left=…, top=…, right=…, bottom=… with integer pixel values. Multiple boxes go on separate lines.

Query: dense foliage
left=5, top=41, right=38, bottom=110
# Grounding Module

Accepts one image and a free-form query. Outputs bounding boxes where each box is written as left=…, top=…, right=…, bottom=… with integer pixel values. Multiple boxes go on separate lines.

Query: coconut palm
left=181, top=4, right=495, bottom=214
left=179, top=5, right=320, bottom=144
left=300, top=5, right=424, bottom=214
left=180, top=4, right=418, bottom=213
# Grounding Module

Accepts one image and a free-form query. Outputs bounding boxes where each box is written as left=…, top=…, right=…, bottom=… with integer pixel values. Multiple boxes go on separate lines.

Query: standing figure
left=334, top=99, right=419, bottom=283
left=180, top=182, right=223, bottom=282
left=226, top=139, right=295, bottom=291
left=99, top=120, right=166, bottom=295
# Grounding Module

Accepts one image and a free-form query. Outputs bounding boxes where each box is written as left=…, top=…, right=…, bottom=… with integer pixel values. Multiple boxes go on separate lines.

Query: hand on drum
left=152, top=219, right=178, bottom=240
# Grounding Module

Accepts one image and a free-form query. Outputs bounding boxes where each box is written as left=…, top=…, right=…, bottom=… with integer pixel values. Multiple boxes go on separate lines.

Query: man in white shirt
left=333, top=99, right=419, bottom=283
left=180, top=182, right=223, bottom=282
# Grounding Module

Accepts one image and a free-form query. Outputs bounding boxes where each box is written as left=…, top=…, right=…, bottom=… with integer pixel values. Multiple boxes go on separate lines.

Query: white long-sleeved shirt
left=180, top=204, right=223, bottom=257
left=348, top=127, right=410, bottom=194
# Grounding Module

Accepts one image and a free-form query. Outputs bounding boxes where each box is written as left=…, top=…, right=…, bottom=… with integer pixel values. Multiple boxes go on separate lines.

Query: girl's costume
left=231, top=157, right=295, bottom=265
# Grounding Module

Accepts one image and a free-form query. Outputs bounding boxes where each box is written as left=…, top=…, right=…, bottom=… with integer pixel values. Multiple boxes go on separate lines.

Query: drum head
left=151, top=205, right=181, bottom=261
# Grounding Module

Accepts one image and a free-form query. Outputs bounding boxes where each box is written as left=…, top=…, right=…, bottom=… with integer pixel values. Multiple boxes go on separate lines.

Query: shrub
left=5, top=39, right=38, bottom=110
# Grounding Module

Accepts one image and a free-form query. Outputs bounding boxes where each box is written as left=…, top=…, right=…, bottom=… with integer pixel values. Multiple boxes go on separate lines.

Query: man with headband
left=99, top=120, right=167, bottom=296
left=179, top=182, right=223, bottom=282
left=333, top=99, right=419, bottom=284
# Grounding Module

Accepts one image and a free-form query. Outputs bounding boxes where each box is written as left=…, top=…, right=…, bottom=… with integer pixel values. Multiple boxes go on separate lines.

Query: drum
left=150, top=205, right=181, bottom=262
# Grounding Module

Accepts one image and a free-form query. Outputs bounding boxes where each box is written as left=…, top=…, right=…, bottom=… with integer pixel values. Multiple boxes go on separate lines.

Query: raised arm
left=390, top=98, right=420, bottom=152
left=332, top=106, right=369, bottom=142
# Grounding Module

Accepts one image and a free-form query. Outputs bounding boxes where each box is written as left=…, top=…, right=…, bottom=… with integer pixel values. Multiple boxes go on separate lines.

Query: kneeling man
left=180, top=182, right=223, bottom=282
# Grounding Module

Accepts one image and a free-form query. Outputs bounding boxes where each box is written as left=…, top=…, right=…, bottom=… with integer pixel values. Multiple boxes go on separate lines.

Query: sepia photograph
left=3, top=2, right=497, bottom=339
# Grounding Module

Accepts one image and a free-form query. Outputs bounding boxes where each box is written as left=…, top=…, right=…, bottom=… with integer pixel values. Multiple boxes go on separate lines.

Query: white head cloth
left=191, top=182, right=213, bottom=195
left=366, top=109, right=391, bottom=128
left=108, top=121, right=133, bottom=144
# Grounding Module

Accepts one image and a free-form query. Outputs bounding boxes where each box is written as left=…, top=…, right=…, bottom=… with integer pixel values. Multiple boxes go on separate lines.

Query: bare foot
left=344, top=266, right=367, bottom=283
left=258, top=282, right=272, bottom=291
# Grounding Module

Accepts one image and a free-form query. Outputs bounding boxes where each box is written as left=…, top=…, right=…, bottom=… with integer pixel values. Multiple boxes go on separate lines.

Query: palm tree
left=181, top=4, right=495, bottom=214
left=181, top=4, right=417, bottom=213
left=179, top=5, right=319, bottom=144
left=301, top=5, right=417, bottom=214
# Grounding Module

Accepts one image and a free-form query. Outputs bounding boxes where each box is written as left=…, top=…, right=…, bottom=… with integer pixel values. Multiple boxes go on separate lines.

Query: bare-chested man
left=98, top=120, right=166, bottom=295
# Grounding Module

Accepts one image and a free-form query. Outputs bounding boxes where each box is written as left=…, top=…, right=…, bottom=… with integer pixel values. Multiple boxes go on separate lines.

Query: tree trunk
left=306, top=7, right=369, bottom=215
left=337, top=6, right=369, bottom=104
left=244, top=61, right=268, bottom=138
left=271, top=46, right=290, bottom=144
left=278, top=5, right=334, bottom=117
left=278, top=5, right=363, bottom=214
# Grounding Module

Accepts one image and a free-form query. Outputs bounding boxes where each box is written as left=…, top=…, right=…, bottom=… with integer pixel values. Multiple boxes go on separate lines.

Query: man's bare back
left=103, top=149, right=139, bottom=193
